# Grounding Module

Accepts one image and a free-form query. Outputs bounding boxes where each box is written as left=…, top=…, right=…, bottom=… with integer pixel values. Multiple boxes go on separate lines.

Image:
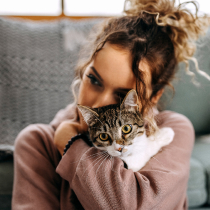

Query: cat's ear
left=120, top=89, right=139, bottom=111
left=77, top=104, right=99, bottom=126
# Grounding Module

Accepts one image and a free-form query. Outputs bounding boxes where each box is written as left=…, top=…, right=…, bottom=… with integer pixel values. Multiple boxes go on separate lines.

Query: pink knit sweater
left=12, top=104, right=194, bottom=210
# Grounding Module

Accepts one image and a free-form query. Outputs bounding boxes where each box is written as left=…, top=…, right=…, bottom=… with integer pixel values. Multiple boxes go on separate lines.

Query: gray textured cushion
left=0, top=17, right=103, bottom=158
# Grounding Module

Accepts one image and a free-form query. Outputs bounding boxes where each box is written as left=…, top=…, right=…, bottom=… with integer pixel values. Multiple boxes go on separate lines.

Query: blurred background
left=1, top=1, right=210, bottom=210
left=0, top=0, right=209, bottom=19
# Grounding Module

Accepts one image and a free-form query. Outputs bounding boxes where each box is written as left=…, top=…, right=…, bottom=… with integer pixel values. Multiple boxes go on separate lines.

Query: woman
left=12, top=0, right=209, bottom=209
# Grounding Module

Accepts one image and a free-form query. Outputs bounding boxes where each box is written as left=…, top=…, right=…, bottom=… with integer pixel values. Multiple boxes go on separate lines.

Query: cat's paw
left=127, top=161, right=146, bottom=172
left=129, top=166, right=141, bottom=172
left=157, top=127, right=174, bottom=146
left=121, top=155, right=146, bottom=172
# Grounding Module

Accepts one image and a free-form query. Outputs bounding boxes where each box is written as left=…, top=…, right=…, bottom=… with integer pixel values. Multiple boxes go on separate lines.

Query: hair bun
left=124, top=0, right=210, bottom=81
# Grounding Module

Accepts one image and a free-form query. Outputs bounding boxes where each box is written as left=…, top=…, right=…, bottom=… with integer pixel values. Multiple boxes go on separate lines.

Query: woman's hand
left=54, top=110, right=88, bottom=155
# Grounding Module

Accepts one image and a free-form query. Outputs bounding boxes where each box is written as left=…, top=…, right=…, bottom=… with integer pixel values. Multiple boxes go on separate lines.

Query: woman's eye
left=86, top=74, right=101, bottom=86
left=122, top=124, right=132, bottom=134
left=99, top=133, right=109, bottom=141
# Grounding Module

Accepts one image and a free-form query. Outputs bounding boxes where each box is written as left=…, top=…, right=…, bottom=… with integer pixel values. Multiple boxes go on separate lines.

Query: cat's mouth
left=109, top=147, right=131, bottom=157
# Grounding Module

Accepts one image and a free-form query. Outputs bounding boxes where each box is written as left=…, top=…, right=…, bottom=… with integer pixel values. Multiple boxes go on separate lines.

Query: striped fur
left=84, top=103, right=144, bottom=148
left=77, top=89, right=174, bottom=172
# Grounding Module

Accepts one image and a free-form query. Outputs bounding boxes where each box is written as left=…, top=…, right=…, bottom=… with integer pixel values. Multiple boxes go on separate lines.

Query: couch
left=0, top=17, right=210, bottom=210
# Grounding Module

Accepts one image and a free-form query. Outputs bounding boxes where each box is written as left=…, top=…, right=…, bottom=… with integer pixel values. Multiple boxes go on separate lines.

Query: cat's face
left=78, top=90, right=144, bottom=157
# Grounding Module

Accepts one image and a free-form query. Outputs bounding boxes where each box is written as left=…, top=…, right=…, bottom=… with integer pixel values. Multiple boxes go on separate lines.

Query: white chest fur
left=120, top=127, right=174, bottom=172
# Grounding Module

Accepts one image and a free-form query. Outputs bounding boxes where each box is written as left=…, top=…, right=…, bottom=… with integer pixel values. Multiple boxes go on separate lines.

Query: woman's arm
left=53, top=103, right=88, bottom=155
left=12, top=104, right=83, bottom=210
left=12, top=124, right=62, bottom=210
left=56, top=111, right=194, bottom=210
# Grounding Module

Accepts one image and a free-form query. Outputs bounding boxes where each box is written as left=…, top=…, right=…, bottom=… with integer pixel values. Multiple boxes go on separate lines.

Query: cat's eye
left=99, top=133, right=109, bottom=141
left=122, top=124, right=132, bottom=134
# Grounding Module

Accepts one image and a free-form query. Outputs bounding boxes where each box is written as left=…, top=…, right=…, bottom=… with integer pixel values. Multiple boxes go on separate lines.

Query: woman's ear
left=151, top=89, right=164, bottom=104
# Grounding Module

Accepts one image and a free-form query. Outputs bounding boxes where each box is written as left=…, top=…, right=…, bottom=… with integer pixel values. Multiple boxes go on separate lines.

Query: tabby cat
left=78, top=90, right=174, bottom=172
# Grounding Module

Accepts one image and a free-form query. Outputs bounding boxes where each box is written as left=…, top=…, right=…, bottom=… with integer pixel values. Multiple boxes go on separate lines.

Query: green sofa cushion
left=0, top=158, right=13, bottom=209
left=0, top=159, right=13, bottom=195
left=187, top=157, right=207, bottom=208
left=161, top=29, right=210, bottom=135
left=191, top=139, right=210, bottom=205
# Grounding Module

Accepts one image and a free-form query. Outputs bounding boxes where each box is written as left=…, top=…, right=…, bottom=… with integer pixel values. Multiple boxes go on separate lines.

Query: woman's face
left=78, top=43, right=152, bottom=108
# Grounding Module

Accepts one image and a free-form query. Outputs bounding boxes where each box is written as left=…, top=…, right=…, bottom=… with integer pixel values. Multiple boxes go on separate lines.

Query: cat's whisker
left=95, top=116, right=105, bottom=126
left=80, top=150, right=107, bottom=161
left=110, top=158, right=115, bottom=172
left=81, top=154, right=105, bottom=178
left=109, top=156, right=118, bottom=173
left=64, top=150, right=106, bottom=166
left=78, top=154, right=103, bottom=165
left=90, top=126, right=101, bottom=129
left=85, top=152, right=109, bottom=176
left=85, top=153, right=108, bottom=183
left=61, top=152, right=92, bottom=166
left=95, top=153, right=109, bottom=178
left=151, top=156, right=174, bottom=172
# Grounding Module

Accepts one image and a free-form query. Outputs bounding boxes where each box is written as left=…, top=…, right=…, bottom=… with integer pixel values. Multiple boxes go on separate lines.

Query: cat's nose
left=114, top=144, right=120, bottom=151
left=115, top=146, right=128, bottom=153
left=115, top=146, right=123, bottom=152
left=114, top=146, right=122, bottom=152
left=114, top=144, right=123, bottom=152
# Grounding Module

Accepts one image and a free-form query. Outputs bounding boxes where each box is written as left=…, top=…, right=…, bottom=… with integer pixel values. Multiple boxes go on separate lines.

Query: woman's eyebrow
left=90, top=66, right=103, bottom=82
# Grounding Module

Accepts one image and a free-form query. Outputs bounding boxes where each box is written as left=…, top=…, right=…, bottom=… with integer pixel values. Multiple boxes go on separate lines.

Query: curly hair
left=125, top=0, right=210, bottom=79
left=71, top=0, right=210, bottom=133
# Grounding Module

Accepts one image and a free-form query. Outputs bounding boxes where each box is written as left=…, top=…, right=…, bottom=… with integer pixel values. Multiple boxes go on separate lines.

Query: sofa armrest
left=187, top=157, right=207, bottom=208
left=191, top=140, right=210, bottom=206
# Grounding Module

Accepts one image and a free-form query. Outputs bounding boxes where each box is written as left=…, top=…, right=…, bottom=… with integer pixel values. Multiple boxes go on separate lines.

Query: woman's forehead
left=92, top=43, right=136, bottom=90
left=92, top=43, right=151, bottom=91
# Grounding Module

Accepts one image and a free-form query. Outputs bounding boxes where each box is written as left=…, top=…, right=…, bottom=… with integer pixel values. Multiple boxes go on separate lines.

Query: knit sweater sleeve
left=56, top=111, right=194, bottom=210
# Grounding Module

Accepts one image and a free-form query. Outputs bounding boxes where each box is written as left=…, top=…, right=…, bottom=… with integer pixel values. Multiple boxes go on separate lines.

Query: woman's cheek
left=78, top=80, right=97, bottom=107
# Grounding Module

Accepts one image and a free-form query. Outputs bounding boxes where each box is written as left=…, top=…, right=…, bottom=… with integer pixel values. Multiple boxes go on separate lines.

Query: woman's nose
left=92, top=91, right=116, bottom=108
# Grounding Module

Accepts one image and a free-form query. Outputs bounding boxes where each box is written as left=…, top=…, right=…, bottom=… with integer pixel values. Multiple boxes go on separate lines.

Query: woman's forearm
left=56, top=111, right=194, bottom=210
